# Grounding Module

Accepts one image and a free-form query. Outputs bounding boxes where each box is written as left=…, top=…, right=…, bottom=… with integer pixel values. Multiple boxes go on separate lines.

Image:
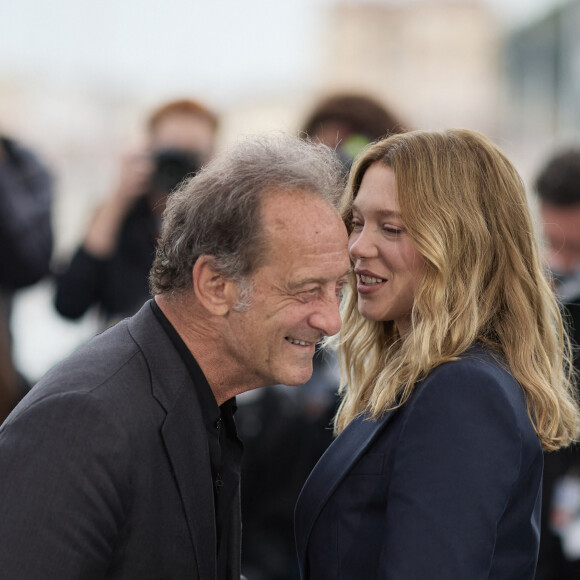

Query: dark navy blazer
left=295, top=347, right=543, bottom=579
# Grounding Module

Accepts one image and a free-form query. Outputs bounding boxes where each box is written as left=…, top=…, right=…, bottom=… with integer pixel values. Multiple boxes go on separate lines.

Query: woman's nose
left=348, top=228, right=377, bottom=260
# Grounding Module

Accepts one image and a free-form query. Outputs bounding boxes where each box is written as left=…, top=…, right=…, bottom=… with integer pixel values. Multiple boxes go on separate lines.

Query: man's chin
left=277, top=368, right=314, bottom=387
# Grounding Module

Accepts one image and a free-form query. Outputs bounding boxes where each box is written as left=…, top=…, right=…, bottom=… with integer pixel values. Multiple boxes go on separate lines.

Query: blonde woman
left=295, top=129, right=580, bottom=579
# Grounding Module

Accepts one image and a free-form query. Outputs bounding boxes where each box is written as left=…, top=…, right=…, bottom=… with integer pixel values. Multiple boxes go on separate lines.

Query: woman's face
left=348, top=162, right=425, bottom=336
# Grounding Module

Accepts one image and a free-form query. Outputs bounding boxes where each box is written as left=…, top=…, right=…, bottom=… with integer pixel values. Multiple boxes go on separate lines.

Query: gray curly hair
left=149, top=133, right=345, bottom=300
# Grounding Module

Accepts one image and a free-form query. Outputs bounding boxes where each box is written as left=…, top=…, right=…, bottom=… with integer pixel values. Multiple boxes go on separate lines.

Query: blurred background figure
left=534, top=148, right=580, bottom=580
left=236, top=383, right=336, bottom=580
left=301, top=93, right=408, bottom=172
left=0, top=303, right=19, bottom=423
left=0, top=134, right=53, bottom=420
left=54, top=98, right=218, bottom=328
left=237, top=91, right=407, bottom=580
left=537, top=149, right=580, bottom=303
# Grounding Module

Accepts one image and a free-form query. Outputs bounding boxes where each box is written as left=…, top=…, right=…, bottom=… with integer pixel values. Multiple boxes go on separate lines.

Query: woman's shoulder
left=425, top=345, right=517, bottom=390
left=393, top=344, right=542, bottom=471
left=412, top=345, right=529, bottom=425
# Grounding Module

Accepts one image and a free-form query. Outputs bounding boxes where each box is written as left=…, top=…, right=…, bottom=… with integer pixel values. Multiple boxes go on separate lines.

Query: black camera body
left=150, top=148, right=201, bottom=195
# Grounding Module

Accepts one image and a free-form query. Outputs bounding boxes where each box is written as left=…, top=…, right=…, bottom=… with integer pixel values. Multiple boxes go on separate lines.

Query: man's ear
left=192, top=256, right=238, bottom=316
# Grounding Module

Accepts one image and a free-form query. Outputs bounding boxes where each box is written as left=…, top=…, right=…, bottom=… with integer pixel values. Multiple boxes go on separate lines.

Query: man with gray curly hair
left=0, top=134, right=350, bottom=580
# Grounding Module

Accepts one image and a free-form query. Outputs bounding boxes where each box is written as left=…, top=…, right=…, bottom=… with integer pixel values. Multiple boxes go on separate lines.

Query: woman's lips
left=356, top=271, right=387, bottom=295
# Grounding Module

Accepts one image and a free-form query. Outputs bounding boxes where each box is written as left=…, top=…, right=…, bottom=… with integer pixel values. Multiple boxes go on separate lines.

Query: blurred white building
left=223, top=0, right=502, bottom=139
left=502, top=0, right=580, bottom=177
left=319, top=0, right=501, bottom=134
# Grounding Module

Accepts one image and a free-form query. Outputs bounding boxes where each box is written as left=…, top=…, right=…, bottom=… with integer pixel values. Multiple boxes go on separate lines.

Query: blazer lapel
left=128, top=302, right=217, bottom=579
left=295, top=409, right=398, bottom=572
left=161, top=391, right=217, bottom=580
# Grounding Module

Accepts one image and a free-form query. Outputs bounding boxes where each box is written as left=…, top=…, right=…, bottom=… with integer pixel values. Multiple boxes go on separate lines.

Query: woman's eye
left=350, top=219, right=363, bottom=230
left=383, top=225, right=402, bottom=235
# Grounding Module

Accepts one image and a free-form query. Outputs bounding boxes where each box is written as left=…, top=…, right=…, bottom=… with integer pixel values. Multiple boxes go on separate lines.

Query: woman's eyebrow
left=351, top=204, right=402, bottom=220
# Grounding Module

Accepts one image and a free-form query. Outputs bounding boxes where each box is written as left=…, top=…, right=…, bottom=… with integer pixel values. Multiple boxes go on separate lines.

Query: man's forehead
left=262, top=187, right=332, bottom=215
left=263, top=194, right=342, bottom=237
left=271, top=223, right=350, bottom=278
left=256, top=228, right=349, bottom=286
left=256, top=190, right=348, bottom=272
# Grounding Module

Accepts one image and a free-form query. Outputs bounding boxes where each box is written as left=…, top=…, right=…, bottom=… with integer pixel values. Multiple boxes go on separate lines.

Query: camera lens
left=151, top=149, right=201, bottom=193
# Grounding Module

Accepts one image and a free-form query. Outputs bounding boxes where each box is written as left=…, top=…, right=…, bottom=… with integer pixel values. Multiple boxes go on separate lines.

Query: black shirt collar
left=150, top=299, right=237, bottom=428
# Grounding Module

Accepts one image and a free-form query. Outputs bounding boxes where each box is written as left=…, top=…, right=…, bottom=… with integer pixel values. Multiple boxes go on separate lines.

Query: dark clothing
left=0, top=136, right=53, bottom=296
left=296, top=346, right=543, bottom=579
left=0, top=136, right=53, bottom=407
left=237, top=385, right=335, bottom=580
left=152, top=300, right=243, bottom=580
left=54, top=197, right=156, bottom=326
left=0, top=300, right=243, bottom=579
left=237, top=344, right=340, bottom=580
left=537, top=446, right=580, bottom=580
left=535, top=300, right=580, bottom=580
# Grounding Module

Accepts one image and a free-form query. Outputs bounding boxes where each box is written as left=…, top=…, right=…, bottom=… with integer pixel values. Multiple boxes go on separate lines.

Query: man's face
left=540, top=202, right=580, bottom=275
left=223, top=191, right=350, bottom=389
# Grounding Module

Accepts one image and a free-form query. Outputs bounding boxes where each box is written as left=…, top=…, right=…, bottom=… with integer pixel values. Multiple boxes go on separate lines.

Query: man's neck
left=154, top=294, right=258, bottom=405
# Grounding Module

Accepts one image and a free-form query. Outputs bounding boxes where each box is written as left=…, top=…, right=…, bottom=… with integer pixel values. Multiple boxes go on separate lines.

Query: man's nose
left=309, top=293, right=342, bottom=338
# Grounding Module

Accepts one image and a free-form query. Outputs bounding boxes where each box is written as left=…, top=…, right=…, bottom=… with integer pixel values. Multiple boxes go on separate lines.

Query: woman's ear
left=192, top=256, right=238, bottom=316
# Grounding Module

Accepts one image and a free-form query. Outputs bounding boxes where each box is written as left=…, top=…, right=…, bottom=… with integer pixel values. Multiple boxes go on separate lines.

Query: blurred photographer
left=55, top=99, right=218, bottom=327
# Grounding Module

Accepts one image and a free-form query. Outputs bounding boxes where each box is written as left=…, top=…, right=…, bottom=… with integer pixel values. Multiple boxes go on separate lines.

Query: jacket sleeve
left=54, top=246, right=107, bottom=319
left=0, top=140, right=54, bottom=289
left=0, top=391, right=131, bottom=579
left=378, top=362, right=533, bottom=579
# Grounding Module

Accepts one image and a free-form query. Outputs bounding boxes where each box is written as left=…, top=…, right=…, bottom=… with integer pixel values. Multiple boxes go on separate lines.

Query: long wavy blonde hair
left=334, top=128, right=580, bottom=451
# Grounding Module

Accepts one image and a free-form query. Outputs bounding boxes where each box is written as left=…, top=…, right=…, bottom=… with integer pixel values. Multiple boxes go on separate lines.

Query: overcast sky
left=0, top=0, right=568, bottom=107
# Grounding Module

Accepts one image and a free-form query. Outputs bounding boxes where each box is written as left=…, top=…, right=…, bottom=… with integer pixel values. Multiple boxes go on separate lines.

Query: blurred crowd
left=1, top=91, right=580, bottom=580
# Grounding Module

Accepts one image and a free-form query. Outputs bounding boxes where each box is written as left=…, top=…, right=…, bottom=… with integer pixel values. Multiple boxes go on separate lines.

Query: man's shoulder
left=27, top=321, right=143, bottom=403
left=34, top=304, right=166, bottom=399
